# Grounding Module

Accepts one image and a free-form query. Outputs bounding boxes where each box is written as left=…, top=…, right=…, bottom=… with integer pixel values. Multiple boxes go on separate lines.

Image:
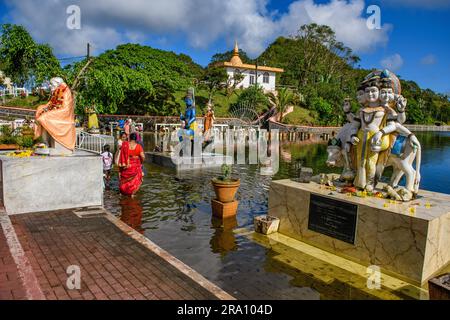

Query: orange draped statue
left=34, top=79, right=76, bottom=151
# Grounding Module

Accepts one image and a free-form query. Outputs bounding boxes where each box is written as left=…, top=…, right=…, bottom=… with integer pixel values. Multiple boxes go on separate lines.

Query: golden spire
left=230, top=40, right=243, bottom=65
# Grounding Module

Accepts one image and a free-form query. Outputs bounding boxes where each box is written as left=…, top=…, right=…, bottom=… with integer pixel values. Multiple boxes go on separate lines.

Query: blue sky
left=0, top=0, right=449, bottom=94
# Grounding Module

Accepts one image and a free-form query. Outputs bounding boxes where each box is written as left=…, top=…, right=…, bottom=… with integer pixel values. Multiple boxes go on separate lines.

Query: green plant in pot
left=0, top=126, right=19, bottom=150
left=211, top=164, right=240, bottom=203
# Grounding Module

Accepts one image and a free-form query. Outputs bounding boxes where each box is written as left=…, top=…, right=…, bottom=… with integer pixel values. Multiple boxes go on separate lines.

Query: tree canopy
left=0, top=24, right=61, bottom=87
left=69, top=44, right=196, bottom=115
left=256, top=23, right=449, bottom=125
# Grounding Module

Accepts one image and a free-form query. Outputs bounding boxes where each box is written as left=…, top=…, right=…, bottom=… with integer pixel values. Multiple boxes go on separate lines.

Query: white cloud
left=380, top=53, right=404, bottom=71
left=421, top=54, right=437, bottom=65
left=3, top=0, right=391, bottom=57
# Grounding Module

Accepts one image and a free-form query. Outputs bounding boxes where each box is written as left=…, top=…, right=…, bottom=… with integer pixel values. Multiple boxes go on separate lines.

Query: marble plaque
left=308, top=194, right=358, bottom=244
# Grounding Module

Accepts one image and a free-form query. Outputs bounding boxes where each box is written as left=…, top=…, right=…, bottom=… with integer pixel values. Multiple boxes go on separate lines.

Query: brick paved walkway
left=0, top=229, right=27, bottom=300
left=1, top=209, right=232, bottom=300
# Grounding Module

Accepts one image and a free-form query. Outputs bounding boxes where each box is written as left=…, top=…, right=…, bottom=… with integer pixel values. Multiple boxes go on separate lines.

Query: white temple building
left=214, top=42, right=284, bottom=92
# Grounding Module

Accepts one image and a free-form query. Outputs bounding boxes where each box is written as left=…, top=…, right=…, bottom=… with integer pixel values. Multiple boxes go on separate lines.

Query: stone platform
left=146, top=152, right=232, bottom=171
left=0, top=150, right=103, bottom=215
left=268, top=179, right=450, bottom=285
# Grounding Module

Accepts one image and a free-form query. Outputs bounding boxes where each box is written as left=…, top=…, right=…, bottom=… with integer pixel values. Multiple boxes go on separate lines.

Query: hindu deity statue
left=85, top=105, right=100, bottom=134
left=34, top=77, right=76, bottom=156
left=180, top=88, right=198, bottom=141
left=349, top=72, right=396, bottom=192
left=328, top=69, right=422, bottom=201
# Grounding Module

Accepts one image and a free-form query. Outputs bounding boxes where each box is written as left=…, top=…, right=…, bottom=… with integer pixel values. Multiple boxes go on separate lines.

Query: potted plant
left=211, top=164, right=240, bottom=203
left=0, top=125, right=19, bottom=150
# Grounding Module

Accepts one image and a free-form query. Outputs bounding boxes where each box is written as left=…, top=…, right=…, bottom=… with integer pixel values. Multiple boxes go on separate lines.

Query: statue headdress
left=360, top=69, right=401, bottom=95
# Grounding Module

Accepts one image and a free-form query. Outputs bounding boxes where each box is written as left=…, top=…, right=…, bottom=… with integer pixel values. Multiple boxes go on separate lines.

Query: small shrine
left=214, top=42, right=283, bottom=92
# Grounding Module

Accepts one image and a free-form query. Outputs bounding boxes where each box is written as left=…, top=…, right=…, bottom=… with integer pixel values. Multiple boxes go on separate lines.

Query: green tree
left=225, top=69, right=245, bottom=98
left=268, top=87, right=303, bottom=122
left=201, top=66, right=228, bottom=104
left=71, top=44, right=194, bottom=115
left=232, top=85, right=269, bottom=114
left=310, top=97, right=333, bottom=125
left=0, top=24, right=61, bottom=86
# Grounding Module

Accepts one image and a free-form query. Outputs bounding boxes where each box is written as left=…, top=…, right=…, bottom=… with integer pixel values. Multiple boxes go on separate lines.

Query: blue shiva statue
left=179, top=88, right=198, bottom=142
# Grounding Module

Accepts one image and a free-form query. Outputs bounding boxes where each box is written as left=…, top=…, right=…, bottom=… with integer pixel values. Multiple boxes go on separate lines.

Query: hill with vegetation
left=255, top=24, right=449, bottom=125
left=1, top=23, right=448, bottom=125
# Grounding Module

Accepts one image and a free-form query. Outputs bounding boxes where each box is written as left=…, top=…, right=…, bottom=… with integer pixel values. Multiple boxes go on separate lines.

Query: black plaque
left=308, top=194, right=358, bottom=244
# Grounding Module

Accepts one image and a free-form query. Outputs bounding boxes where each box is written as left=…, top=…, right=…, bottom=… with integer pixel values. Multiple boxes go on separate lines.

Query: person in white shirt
left=101, top=144, right=113, bottom=189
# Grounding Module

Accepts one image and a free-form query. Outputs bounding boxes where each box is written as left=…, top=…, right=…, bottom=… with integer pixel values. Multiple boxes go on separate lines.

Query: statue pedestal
left=0, top=150, right=103, bottom=215
left=268, top=179, right=450, bottom=285
left=211, top=199, right=239, bottom=219
left=40, top=130, right=73, bottom=156
left=49, top=140, right=73, bottom=156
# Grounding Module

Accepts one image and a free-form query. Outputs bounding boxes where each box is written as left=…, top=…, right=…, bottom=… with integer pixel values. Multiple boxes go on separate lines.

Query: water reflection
left=103, top=132, right=449, bottom=300
left=210, top=216, right=238, bottom=256
left=119, top=196, right=144, bottom=234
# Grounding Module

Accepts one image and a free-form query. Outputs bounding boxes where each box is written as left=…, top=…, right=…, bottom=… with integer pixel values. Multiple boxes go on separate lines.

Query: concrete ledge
left=268, top=179, right=450, bottom=285
left=0, top=152, right=103, bottom=215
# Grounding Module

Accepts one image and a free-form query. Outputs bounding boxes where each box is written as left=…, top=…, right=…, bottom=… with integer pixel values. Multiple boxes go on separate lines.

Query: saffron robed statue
left=326, top=69, right=422, bottom=202
left=34, top=77, right=76, bottom=156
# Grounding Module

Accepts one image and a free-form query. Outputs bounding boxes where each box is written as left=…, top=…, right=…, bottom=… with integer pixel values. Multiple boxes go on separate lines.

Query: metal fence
left=76, top=131, right=114, bottom=154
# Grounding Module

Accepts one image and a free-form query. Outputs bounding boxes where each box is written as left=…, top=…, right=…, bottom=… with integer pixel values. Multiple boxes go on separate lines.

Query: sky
left=0, top=0, right=449, bottom=94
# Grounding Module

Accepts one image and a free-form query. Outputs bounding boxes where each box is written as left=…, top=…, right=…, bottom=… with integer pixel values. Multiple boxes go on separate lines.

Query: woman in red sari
left=118, top=133, right=145, bottom=196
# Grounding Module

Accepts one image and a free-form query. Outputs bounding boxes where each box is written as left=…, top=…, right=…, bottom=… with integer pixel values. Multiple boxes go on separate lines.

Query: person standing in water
left=118, top=133, right=145, bottom=196
left=101, top=145, right=113, bottom=189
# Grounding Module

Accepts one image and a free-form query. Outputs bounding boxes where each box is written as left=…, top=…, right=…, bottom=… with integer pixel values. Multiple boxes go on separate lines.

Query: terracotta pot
left=211, top=178, right=240, bottom=203
left=0, top=144, right=19, bottom=151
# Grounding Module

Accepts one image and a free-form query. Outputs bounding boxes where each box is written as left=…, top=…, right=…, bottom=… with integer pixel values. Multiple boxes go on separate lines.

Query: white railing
left=405, top=125, right=450, bottom=132
left=76, top=131, right=109, bottom=154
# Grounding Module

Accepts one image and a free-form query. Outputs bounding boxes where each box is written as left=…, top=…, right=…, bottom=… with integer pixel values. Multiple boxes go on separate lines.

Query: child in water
left=101, top=145, right=113, bottom=189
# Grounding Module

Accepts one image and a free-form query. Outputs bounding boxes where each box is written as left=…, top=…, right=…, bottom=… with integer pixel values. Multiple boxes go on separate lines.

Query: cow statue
left=326, top=123, right=356, bottom=182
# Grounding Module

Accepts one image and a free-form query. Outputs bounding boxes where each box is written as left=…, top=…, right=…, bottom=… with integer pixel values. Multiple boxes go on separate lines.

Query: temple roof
left=214, top=42, right=284, bottom=73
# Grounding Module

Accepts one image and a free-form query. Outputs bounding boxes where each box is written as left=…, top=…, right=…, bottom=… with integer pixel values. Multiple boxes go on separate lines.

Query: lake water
left=104, top=131, right=450, bottom=300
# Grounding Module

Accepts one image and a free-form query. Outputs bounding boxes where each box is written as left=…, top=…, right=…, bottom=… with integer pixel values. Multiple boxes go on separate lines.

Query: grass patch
left=4, top=95, right=44, bottom=109
left=174, top=88, right=240, bottom=117
left=282, top=106, right=317, bottom=126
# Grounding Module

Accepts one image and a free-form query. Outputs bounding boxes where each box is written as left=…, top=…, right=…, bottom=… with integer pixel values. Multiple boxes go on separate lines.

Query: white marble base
left=49, top=141, right=73, bottom=156
left=268, top=179, right=450, bottom=285
left=0, top=151, right=103, bottom=215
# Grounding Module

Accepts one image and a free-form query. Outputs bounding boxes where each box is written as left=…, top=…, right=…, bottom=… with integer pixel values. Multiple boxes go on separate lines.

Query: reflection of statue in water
left=326, top=69, right=422, bottom=201
left=34, top=77, right=76, bottom=156
left=85, top=106, right=100, bottom=134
